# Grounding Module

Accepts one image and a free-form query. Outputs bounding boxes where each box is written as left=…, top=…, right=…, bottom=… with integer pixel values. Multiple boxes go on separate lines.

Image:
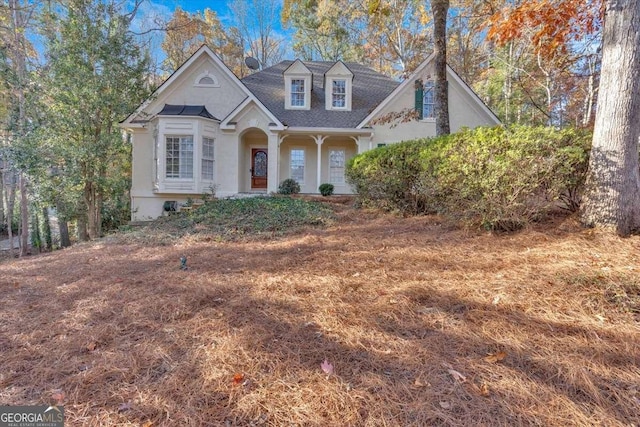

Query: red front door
left=251, top=148, right=268, bottom=189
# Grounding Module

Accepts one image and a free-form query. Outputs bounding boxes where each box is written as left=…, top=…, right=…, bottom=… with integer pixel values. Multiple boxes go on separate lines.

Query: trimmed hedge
left=346, top=125, right=591, bottom=231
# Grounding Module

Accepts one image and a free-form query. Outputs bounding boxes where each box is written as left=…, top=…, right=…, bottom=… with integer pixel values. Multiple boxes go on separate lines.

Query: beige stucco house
left=121, top=45, right=500, bottom=221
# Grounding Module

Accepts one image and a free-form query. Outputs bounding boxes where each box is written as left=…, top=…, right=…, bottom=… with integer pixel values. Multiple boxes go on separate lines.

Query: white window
left=290, top=149, right=305, bottom=184
left=423, top=80, right=435, bottom=119
left=332, top=79, right=346, bottom=108
left=329, top=149, right=345, bottom=184
left=202, top=137, right=215, bottom=181
left=165, top=136, right=193, bottom=179
left=291, top=79, right=305, bottom=107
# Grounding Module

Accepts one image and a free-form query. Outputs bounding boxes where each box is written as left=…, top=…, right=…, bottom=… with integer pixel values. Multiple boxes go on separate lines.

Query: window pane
left=180, top=136, right=193, bottom=179
left=332, top=80, right=346, bottom=108
left=290, top=149, right=305, bottom=184
left=202, top=137, right=215, bottom=180
left=165, top=136, right=193, bottom=179
left=329, top=149, right=345, bottom=184
left=291, top=79, right=305, bottom=106
left=423, top=80, right=435, bottom=118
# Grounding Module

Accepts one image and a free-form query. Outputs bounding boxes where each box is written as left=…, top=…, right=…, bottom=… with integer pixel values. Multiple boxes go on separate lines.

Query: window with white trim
left=290, top=149, right=305, bottom=184
left=165, top=135, right=193, bottom=179
left=329, top=149, right=346, bottom=184
left=202, top=137, right=215, bottom=180
left=332, top=79, right=346, bottom=108
left=291, top=79, right=305, bottom=107
left=423, top=80, right=435, bottom=119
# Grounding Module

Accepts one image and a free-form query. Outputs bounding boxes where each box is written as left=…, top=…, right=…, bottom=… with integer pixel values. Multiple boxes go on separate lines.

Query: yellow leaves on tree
left=487, top=0, right=603, bottom=58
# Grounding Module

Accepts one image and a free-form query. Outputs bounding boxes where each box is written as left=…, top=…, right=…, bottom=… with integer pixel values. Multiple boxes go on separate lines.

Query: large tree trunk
left=581, top=0, right=640, bottom=235
left=431, top=0, right=450, bottom=136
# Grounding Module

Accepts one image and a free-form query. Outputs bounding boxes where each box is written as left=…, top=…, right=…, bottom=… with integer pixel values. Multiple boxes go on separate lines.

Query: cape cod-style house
left=120, top=45, right=500, bottom=220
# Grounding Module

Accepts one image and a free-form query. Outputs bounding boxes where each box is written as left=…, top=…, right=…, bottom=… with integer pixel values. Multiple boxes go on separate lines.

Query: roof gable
left=121, top=45, right=282, bottom=129
left=283, top=59, right=312, bottom=76
left=324, top=60, right=353, bottom=79
left=358, top=53, right=500, bottom=128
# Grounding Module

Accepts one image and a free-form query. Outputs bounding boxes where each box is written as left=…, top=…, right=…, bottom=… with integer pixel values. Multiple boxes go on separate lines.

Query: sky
left=131, top=0, right=289, bottom=68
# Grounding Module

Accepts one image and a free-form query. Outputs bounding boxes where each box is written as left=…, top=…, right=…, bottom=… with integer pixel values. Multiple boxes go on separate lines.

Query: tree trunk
left=6, top=173, right=16, bottom=257
left=431, top=0, right=450, bottom=136
left=19, top=173, right=28, bottom=256
left=56, top=200, right=71, bottom=248
left=581, top=0, right=640, bottom=235
left=42, top=206, right=52, bottom=251
left=0, top=168, right=4, bottom=234
left=85, top=180, right=101, bottom=239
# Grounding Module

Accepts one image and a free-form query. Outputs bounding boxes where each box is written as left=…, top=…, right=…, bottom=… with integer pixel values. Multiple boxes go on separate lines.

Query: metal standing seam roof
left=241, top=61, right=400, bottom=128
left=157, top=104, right=219, bottom=120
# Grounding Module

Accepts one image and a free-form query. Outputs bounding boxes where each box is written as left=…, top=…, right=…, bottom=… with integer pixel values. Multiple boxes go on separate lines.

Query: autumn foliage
left=487, top=0, right=603, bottom=57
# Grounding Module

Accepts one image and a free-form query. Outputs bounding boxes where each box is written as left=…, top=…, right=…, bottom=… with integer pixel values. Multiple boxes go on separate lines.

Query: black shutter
left=414, top=79, right=424, bottom=120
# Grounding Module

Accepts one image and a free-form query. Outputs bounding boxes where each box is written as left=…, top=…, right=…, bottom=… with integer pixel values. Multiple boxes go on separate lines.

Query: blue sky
left=132, top=0, right=289, bottom=67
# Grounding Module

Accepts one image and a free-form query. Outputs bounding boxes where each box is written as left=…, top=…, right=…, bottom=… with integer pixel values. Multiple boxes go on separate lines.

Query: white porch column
left=267, top=132, right=279, bottom=193
left=314, top=135, right=326, bottom=192
left=356, top=134, right=372, bottom=154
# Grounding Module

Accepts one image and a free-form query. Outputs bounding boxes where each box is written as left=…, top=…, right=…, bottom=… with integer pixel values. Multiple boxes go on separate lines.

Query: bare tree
left=229, top=0, right=285, bottom=70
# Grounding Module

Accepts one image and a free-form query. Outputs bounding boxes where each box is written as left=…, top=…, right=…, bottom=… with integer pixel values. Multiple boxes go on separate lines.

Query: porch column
left=356, top=134, right=372, bottom=154
left=314, top=135, right=326, bottom=192
left=267, top=132, right=279, bottom=193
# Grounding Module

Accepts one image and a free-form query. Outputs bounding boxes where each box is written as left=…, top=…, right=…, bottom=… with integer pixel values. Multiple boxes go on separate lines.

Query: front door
left=251, top=148, right=268, bottom=189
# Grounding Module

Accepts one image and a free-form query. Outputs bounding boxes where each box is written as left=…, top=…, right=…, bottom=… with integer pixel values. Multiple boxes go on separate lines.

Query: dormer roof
left=324, top=60, right=354, bottom=81
left=242, top=60, right=398, bottom=128
left=283, top=59, right=312, bottom=76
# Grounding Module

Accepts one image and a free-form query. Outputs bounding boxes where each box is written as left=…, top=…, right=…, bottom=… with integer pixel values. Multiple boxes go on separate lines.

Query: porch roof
left=157, top=104, right=219, bottom=121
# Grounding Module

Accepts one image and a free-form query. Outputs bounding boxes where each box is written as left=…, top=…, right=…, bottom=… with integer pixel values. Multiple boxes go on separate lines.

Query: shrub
left=278, top=178, right=301, bottom=195
left=319, top=183, right=334, bottom=196
left=346, top=139, right=437, bottom=213
left=346, top=125, right=592, bottom=231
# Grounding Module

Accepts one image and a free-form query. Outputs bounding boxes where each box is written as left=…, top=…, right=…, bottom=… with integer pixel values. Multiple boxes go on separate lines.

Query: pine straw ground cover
left=0, top=197, right=639, bottom=426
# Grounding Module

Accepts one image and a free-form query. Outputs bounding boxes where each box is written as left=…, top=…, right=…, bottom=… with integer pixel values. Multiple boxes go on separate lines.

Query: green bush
left=346, top=125, right=592, bottom=231
left=278, top=178, right=301, bottom=195
left=319, top=183, right=334, bottom=196
left=346, top=139, right=438, bottom=213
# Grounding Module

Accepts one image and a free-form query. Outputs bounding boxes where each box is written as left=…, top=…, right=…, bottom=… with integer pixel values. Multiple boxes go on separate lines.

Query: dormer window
left=283, top=60, right=312, bottom=110
left=324, top=61, right=353, bottom=111
left=291, top=79, right=306, bottom=107
left=332, top=79, right=346, bottom=108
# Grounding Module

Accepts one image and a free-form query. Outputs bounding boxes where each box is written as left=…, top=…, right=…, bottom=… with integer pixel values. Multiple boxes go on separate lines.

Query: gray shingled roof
left=241, top=61, right=399, bottom=128
left=158, top=104, right=219, bottom=120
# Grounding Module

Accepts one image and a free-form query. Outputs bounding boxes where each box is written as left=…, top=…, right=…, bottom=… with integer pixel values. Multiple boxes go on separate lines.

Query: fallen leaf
left=439, top=401, right=451, bottom=409
left=412, top=377, right=428, bottom=388
left=232, top=373, right=244, bottom=385
left=118, top=402, right=132, bottom=412
left=492, top=295, right=501, bottom=305
left=320, top=359, right=334, bottom=375
left=51, top=389, right=65, bottom=405
left=86, top=342, right=97, bottom=352
left=141, top=421, right=154, bottom=427
left=447, top=368, right=467, bottom=383
left=480, top=383, right=491, bottom=397
left=484, top=351, right=507, bottom=363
